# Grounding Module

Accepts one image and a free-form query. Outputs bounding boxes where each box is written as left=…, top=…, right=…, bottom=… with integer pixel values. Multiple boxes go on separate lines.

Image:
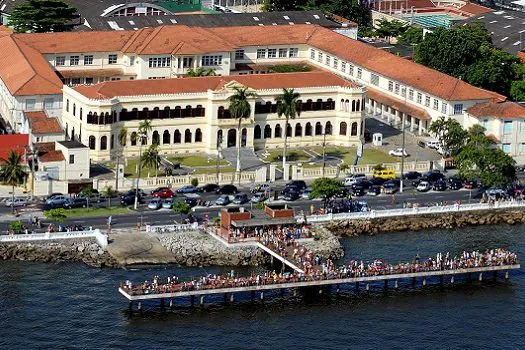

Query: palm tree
left=133, top=119, right=152, bottom=209
left=141, top=143, right=161, bottom=173
left=0, top=151, right=26, bottom=214
left=228, top=86, right=255, bottom=178
left=118, top=127, right=127, bottom=147
left=187, top=67, right=217, bottom=77
left=276, top=88, right=301, bottom=171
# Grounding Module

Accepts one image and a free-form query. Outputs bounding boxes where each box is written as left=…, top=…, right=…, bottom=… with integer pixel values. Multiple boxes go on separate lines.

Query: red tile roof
left=0, top=134, right=29, bottom=163
left=466, top=101, right=525, bottom=119
left=34, top=142, right=65, bottom=163
left=25, top=111, right=63, bottom=134
left=72, top=71, right=358, bottom=99
left=458, top=2, right=492, bottom=16
left=367, top=88, right=431, bottom=120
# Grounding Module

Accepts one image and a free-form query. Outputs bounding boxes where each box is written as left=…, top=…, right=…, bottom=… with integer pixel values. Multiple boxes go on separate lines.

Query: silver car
left=5, top=197, right=28, bottom=207
left=148, top=199, right=162, bottom=210
left=162, top=198, right=174, bottom=209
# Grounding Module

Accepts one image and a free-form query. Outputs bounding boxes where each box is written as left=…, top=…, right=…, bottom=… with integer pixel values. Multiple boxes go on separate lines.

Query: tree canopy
left=310, top=177, right=342, bottom=208
left=398, top=26, right=424, bottom=45
left=415, top=22, right=522, bottom=97
left=374, top=19, right=407, bottom=41
left=428, top=117, right=467, bottom=157
left=0, top=151, right=26, bottom=187
left=9, top=0, right=77, bottom=33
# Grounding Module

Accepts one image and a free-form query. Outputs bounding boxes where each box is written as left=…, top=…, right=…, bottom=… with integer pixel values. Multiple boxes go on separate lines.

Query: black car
left=384, top=179, right=400, bottom=187
left=233, top=193, right=249, bottom=204
left=403, top=171, right=422, bottom=180
left=286, top=180, right=307, bottom=191
left=63, top=197, right=88, bottom=209
left=198, top=184, right=220, bottom=193
left=351, top=185, right=366, bottom=197
left=283, top=190, right=300, bottom=201
left=425, top=170, right=445, bottom=183
left=216, top=184, right=238, bottom=195
left=352, top=180, right=372, bottom=190
left=120, top=194, right=144, bottom=206
left=433, top=180, right=447, bottom=191
left=367, top=185, right=381, bottom=196
left=449, top=179, right=463, bottom=190
left=184, top=196, right=200, bottom=207
left=370, top=177, right=387, bottom=186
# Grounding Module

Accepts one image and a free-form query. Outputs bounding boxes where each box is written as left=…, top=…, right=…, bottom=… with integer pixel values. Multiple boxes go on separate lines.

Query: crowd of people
left=226, top=224, right=311, bottom=243
left=121, top=248, right=518, bottom=296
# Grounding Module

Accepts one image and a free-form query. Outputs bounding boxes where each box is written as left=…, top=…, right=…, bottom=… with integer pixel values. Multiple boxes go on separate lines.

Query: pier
left=119, top=264, right=520, bottom=308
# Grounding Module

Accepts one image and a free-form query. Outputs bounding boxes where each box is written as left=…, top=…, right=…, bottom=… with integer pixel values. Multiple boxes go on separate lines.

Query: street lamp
left=400, top=86, right=407, bottom=193
left=322, top=131, right=327, bottom=178
left=25, top=144, right=36, bottom=201
left=216, top=135, right=223, bottom=185
left=134, top=133, right=146, bottom=210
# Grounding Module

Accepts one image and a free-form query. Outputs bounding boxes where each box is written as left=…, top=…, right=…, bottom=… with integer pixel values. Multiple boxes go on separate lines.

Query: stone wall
left=0, top=238, right=118, bottom=267
left=326, top=209, right=525, bottom=237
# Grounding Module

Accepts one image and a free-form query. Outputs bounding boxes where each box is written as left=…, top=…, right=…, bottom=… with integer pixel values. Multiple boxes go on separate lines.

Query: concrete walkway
left=106, top=231, right=177, bottom=265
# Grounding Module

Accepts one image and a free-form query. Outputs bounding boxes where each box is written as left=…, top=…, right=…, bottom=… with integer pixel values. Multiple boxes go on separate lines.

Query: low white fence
left=300, top=201, right=525, bottom=223
left=0, top=229, right=108, bottom=249
left=145, top=222, right=199, bottom=233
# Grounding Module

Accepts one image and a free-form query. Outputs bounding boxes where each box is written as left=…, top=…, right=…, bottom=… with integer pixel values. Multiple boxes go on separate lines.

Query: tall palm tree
left=133, top=119, right=152, bottom=209
left=141, top=143, right=161, bottom=172
left=228, top=87, right=255, bottom=178
left=0, top=151, right=26, bottom=214
left=118, top=127, right=127, bottom=147
left=276, top=88, right=301, bottom=171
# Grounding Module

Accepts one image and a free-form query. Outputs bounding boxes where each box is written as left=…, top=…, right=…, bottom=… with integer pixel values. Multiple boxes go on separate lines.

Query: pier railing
left=302, top=201, right=525, bottom=223
left=0, top=229, right=108, bottom=249
left=145, top=222, right=199, bottom=233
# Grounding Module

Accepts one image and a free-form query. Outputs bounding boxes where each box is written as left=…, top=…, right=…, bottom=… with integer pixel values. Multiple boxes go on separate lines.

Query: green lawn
left=265, top=149, right=312, bottom=163
left=57, top=207, right=131, bottom=218
left=124, top=159, right=165, bottom=177
left=169, top=155, right=229, bottom=167
left=312, top=146, right=398, bottom=165
left=123, top=155, right=230, bottom=177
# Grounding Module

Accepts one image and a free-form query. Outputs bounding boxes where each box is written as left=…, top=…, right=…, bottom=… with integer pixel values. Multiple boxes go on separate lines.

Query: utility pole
left=29, top=144, right=35, bottom=201
left=115, top=154, right=120, bottom=193
left=400, top=86, right=407, bottom=193
left=216, top=135, right=222, bottom=185
left=322, top=131, right=327, bottom=178
left=134, top=134, right=145, bottom=210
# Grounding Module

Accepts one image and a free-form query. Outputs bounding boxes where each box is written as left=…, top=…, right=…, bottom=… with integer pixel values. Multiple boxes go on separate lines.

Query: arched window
left=286, top=123, right=292, bottom=137
left=88, top=135, right=95, bottom=150
left=174, top=106, right=181, bottom=118
left=264, top=125, right=272, bottom=138
left=352, top=100, right=356, bottom=112
left=195, top=128, right=202, bottom=142
left=110, top=135, right=114, bottom=149
left=254, top=125, right=262, bottom=139
left=174, top=130, right=181, bottom=144
left=141, top=134, right=147, bottom=146
left=306, top=99, right=313, bottom=111
left=340, top=99, right=345, bottom=111
left=305, top=122, right=312, bottom=136
left=163, top=130, right=170, bottom=144
left=66, top=99, right=69, bottom=112
left=295, top=123, right=302, bottom=137
left=325, top=121, right=332, bottom=135
left=356, top=99, right=361, bottom=111
left=100, top=136, right=107, bottom=150
left=152, top=131, right=160, bottom=145
left=241, top=128, right=247, bottom=147
left=131, top=132, right=137, bottom=146
left=79, top=108, right=83, bottom=120
left=217, top=130, right=223, bottom=147
left=315, top=122, right=323, bottom=135
left=351, top=122, right=358, bottom=136
left=345, top=99, right=350, bottom=112
left=184, top=129, right=192, bottom=143
left=153, top=107, right=160, bottom=119
left=360, top=121, right=364, bottom=135
left=185, top=105, right=192, bottom=118
left=340, top=122, right=347, bottom=136
left=72, top=103, right=76, bottom=116
left=275, top=124, right=282, bottom=138
left=315, top=98, right=323, bottom=110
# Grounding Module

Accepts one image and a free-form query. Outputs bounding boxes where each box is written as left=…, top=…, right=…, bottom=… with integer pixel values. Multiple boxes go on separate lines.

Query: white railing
left=145, top=222, right=199, bottom=233
left=300, top=201, right=525, bottom=223
left=0, top=229, right=108, bottom=249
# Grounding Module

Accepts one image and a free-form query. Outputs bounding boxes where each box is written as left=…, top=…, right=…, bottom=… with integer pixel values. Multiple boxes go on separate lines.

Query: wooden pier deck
left=119, top=264, right=520, bottom=302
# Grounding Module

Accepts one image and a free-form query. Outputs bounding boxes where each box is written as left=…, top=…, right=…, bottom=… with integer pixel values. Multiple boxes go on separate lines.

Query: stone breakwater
left=326, top=209, right=525, bottom=237
left=157, top=230, right=269, bottom=266
left=0, top=238, right=118, bottom=267
left=302, top=225, right=344, bottom=260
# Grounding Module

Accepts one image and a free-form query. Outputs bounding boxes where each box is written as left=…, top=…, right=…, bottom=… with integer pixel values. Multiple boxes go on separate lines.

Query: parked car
left=151, top=187, right=174, bottom=198
left=372, top=169, right=396, bottom=180
left=251, top=183, right=272, bottom=193
left=351, top=185, right=366, bottom=197
left=233, top=193, right=249, bottom=204
left=463, top=180, right=478, bottom=189
left=486, top=188, right=508, bottom=200
left=215, top=195, right=231, bottom=206
left=416, top=181, right=431, bottom=192
left=198, top=184, right=220, bottom=193
left=449, top=179, right=463, bottom=191
left=388, top=148, right=409, bottom=157
left=120, top=194, right=144, bottom=206
left=285, top=180, right=307, bottom=191
left=383, top=182, right=398, bottom=194
left=177, top=185, right=198, bottom=194
left=251, top=192, right=268, bottom=203
left=63, top=197, right=88, bottom=209
left=343, top=174, right=367, bottom=186
left=147, top=199, right=162, bottom=210
left=283, top=190, right=300, bottom=201
left=301, top=188, right=312, bottom=199
left=216, top=184, right=238, bottom=195
left=433, top=180, right=447, bottom=191
left=77, top=188, right=103, bottom=203
left=45, top=195, right=69, bottom=206
left=403, top=171, right=422, bottom=180
left=183, top=194, right=202, bottom=207
left=425, top=140, right=441, bottom=149
left=162, top=198, right=174, bottom=209
left=367, top=185, right=381, bottom=196
left=46, top=192, right=63, bottom=201
left=151, top=187, right=170, bottom=195
left=5, top=197, right=28, bottom=207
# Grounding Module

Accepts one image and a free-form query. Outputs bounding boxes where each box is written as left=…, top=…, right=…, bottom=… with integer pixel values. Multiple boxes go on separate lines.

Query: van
left=425, top=140, right=441, bottom=149
left=343, top=174, right=367, bottom=186
left=372, top=169, right=396, bottom=180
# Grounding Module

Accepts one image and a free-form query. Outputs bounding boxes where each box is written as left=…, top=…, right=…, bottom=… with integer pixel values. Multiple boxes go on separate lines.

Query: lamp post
left=322, top=131, right=327, bottom=178
left=216, top=140, right=223, bottom=185
left=134, top=134, right=146, bottom=210
left=400, top=86, right=407, bottom=193
left=25, top=144, right=35, bottom=201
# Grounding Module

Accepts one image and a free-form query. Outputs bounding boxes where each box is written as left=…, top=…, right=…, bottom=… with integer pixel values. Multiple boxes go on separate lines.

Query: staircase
left=220, top=147, right=263, bottom=171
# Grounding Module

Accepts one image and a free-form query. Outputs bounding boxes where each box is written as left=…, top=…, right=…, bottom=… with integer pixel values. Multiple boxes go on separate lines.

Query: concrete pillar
left=505, top=271, right=509, bottom=280
left=260, top=291, right=264, bottom=301
left=479, top=273, right=483, bottom=282
left=200, top=296, right=205, bottom=306
left=422, top=277, right=427, bottom=286
left=394, top=279, right=399, bottom=289
left=269, top=164, right=276, bottom=182
left=283, top=164, right=290, bottom=181
left=410, top=115, right=415, bottom=132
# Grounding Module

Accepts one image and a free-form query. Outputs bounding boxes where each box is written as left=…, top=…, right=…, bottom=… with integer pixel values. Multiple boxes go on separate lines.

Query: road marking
left=72, top=220, right=86, bottom=223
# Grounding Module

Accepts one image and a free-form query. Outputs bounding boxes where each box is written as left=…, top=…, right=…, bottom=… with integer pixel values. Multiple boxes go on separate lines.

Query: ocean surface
left=1, top=225, right=524, bottom=350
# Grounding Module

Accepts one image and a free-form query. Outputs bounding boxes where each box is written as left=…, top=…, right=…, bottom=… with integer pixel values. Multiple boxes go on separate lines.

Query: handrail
left=0, top=229, right=108, bottom=249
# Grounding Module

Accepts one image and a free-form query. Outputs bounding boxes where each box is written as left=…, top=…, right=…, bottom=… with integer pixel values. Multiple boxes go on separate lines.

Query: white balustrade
left=145, top=222, right=199, bottom=233
left=0, top=229, right=108, bottom=249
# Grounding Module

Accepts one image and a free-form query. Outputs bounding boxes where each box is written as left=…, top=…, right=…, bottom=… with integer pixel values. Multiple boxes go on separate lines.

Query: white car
left=343, top=174, right=367, bottom=186
left=5, top=197, right=28, bottom=207
left=425, top=140, right=441, bottom=149
left=389, top=148, right=409, bottom=157
left=416, top=181, right=431, bottom=192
